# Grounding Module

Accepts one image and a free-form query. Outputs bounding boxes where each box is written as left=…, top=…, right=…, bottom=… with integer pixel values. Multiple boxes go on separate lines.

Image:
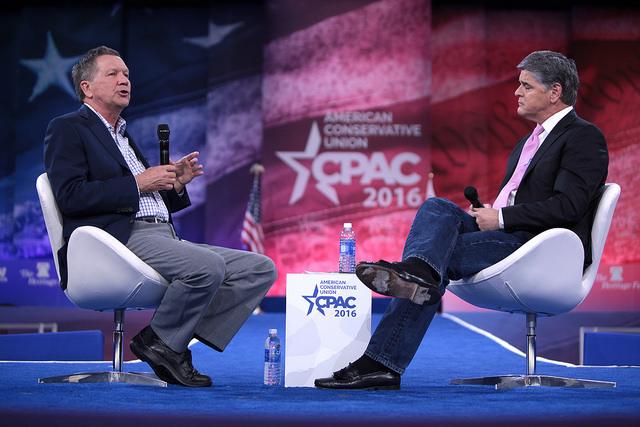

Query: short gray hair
left=71, top=46, right=121, bottom=102
left=517, top=50, right=579, bottom=106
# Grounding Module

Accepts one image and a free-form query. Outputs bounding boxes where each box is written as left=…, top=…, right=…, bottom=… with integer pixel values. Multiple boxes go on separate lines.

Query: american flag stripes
left=241, top=164, right=265, bottom=254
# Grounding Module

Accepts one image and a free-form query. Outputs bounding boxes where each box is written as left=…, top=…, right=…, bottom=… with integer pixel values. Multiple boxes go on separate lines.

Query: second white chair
left=447, top=183, right=620, bottom=390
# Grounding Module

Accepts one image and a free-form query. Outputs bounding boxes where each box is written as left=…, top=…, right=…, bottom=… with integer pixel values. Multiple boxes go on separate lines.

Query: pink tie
left=493, top=124, right=544, bottom=209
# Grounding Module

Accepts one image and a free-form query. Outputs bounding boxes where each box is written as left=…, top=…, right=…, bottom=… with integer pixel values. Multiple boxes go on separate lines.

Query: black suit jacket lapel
left=521, top=110, right=577, bottom=181
left=79, top=105, right=130, bottom=170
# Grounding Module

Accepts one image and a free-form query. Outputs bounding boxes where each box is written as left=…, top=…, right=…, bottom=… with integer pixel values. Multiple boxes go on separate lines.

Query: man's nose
left=513, top=85, right=522, bottom=97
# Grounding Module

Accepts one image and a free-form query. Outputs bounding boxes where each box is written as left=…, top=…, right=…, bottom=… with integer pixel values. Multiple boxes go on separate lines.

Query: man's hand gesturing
left=172, top=151, right=204, bottom=193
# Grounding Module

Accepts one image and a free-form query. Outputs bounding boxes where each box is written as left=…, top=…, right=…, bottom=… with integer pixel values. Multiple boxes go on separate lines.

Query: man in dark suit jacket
left=315, top=51, right=609, bottom=390
left=44, top=46, right=277, bottom=387
left=44, top=106, right=191, bottom=289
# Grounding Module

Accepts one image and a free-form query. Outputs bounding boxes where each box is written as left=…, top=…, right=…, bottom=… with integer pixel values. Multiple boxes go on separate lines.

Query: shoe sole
left=356, top=263, right=441, bottom=306
left=315, top=382, right=400, bottom=391
left=130, top=338, right=211, bottom=387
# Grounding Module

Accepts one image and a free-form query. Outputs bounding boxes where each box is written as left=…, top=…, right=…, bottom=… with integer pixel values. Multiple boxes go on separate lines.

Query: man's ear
left=549, top=82, right=563, bottom=104
left=80, top=81, right=92, bottom=99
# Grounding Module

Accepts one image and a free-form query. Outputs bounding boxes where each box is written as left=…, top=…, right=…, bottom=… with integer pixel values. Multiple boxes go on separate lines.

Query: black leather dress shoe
left=356, top=259, right=442, bottom=305
left=130, top=326, right=212, bottom=387
left=314, top=363, right=400, bottom=390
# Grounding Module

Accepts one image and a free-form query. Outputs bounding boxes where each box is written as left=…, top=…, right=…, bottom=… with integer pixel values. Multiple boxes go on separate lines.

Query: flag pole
left=425, top=171, right=435, bottom=200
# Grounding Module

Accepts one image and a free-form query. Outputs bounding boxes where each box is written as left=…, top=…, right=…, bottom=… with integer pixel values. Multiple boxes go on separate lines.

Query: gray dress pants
left=126, top=221, right=277, bottom=353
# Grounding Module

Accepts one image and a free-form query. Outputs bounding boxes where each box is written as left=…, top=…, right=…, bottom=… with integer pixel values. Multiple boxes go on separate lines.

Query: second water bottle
left=339, top=222, right=356, bottom=273
left=263, top=328, right=281, bottom=386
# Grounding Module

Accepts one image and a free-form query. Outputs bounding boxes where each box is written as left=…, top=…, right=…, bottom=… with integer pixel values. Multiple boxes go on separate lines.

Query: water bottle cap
left=343, top=223, right=352, bottom=229
left=269, top=328, right=277, bottom=335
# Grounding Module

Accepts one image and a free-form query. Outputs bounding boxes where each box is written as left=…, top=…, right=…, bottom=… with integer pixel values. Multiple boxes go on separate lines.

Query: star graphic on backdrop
left=183, top=21, right=243, bottom=48
left=302, top=285, right=323, bottom=316
left=110, top=2, right=122, bottom=17
left=276, top=121, right=328, bottom=205
left=20, top=32, right=81, bottom=102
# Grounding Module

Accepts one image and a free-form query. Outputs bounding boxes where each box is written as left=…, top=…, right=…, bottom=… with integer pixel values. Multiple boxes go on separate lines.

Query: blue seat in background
left=0, top=330, right=103, bottom=361
left=582, top=329, right=640, bottom=366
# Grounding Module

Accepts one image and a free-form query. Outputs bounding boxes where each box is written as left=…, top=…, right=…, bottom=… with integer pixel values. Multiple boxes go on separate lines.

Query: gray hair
left=71, top=46, right=121, bottom=102
left=517, top=50, right=579, bottom=106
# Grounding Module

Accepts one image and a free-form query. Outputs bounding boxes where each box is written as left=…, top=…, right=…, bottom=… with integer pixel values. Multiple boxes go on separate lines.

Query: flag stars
left=20, top=32, right=81, bottom=102
left=183, top=21, right=243, bottom=49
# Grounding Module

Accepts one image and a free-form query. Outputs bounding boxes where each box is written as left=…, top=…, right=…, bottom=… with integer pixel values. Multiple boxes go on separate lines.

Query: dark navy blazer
left=43, top=105, right=191, bottom=289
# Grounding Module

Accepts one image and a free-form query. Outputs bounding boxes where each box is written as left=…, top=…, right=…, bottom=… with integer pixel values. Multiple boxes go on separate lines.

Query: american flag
left=241, top=164, right=265, bottom=254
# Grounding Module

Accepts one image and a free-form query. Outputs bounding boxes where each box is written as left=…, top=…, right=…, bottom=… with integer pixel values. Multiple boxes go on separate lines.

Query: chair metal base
left=451, top=374, right=616, bottom=390
left=38, top=371, right=167, bottom=387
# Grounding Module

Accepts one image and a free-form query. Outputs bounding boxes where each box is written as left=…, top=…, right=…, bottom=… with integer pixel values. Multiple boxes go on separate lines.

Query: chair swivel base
left=451, top=374, right=616, bottom=390
left=38, top=371, right=167, bottom=387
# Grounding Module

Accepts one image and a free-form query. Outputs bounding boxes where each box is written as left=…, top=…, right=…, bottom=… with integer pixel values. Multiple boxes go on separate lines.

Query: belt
left=136, top=216, right=169, bottom=224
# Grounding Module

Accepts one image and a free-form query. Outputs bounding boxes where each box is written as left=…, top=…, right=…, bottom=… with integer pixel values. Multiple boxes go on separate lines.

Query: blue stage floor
left=0, top=313, right=639, bottom=426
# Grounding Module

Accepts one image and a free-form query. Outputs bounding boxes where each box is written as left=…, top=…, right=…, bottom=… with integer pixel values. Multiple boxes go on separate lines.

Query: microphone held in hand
left=464, top=186, right=483, bottom=209
left=157, top=124, right=170, bottom=165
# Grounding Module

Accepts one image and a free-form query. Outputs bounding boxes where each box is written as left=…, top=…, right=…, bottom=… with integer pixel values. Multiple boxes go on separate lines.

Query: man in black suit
left=315, top=50, right=609, bottom=390
left=44, top=46, right=277, bottom=387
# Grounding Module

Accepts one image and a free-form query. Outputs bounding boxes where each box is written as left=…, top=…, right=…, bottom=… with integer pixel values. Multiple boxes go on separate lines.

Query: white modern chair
left=448, top=183, right=620, bottom=390
left=36, top=173, right=169, bottom=386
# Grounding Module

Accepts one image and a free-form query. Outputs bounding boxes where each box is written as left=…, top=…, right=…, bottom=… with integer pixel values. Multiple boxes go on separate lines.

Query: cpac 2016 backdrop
left=1, top=0, right=638, bottom=311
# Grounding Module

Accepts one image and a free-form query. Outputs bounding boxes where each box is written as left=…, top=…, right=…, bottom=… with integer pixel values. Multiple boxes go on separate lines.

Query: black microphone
left=158, top=124, right=170, bottom=165
left=464, top=186, right=483, bottom=209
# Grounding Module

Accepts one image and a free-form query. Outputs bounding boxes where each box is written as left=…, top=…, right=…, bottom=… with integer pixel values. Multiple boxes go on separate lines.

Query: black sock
left=403, top=257, right=440, bottom=284
left=352, top=355, right=393, bottom=374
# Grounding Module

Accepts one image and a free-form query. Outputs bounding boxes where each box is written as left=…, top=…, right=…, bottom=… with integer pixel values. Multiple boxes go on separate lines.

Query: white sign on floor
left=285, top=273, right=371, bottom=387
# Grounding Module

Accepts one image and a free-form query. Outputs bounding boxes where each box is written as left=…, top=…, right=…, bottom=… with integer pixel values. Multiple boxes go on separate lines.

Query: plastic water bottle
left=264, top=328, right=281, bottom=386
left=339, top=222, right=356, bottom=273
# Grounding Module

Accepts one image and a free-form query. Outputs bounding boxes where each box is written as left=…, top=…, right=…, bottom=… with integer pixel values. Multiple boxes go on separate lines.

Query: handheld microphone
left=464, top=186, right=483, bottom=209
left=158, top=124, right=170, bottom=165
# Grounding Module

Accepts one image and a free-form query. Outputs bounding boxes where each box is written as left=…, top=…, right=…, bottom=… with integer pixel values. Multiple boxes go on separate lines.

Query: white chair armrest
left=66, top=226, right=168, bottom=311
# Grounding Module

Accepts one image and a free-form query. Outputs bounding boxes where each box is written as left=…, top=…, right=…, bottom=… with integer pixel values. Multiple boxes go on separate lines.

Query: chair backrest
left=36, top=172, right=168, bottom=310
left=35, top=173, right=64, bottom=280
left=582, top=183, right=621, bottom=289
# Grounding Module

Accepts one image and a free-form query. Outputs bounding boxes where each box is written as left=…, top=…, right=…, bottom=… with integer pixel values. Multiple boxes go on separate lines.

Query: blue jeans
left=364, top=198, right=527, bottom=374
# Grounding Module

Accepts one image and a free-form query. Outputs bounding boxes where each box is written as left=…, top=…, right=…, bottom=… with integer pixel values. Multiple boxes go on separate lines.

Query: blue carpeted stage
left=1, top=312, right=639, bottom=426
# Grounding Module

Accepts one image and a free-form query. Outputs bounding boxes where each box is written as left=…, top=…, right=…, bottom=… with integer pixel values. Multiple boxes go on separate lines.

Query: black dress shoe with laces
left=130, top=325, right=212, bottom=387
left=356, top=259, right=442, bottom=305
left=314, top=363, right=400, bottom=390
